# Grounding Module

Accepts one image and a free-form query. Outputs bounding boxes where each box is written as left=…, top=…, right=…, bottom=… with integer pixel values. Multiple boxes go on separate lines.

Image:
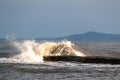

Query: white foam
left=0, top=40, right=86, bottom=63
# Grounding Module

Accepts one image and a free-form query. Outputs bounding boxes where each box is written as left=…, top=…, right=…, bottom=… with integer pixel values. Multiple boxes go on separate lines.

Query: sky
left=0, top=0, right=120, bottom=38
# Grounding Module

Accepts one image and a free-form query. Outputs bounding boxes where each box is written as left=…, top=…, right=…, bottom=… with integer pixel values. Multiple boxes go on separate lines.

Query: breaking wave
left=0, top=40, right=86, bottom=63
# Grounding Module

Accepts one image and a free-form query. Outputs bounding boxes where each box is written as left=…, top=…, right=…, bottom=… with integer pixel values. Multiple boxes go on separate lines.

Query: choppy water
left=0, top=40, right=120, bottom=80
left=0, top=62, right=120, bottom=80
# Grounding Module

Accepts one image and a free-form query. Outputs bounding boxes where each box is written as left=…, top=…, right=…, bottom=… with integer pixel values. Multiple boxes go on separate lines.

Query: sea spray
left=7, top=40, right=86, bottom=63
left=12, top=40, right=43, bottom=63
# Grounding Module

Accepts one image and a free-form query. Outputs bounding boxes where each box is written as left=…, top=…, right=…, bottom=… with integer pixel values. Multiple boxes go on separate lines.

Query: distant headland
left=36, top=31, right=120, bottom=41
left=1, top=31, right=120, bottom=41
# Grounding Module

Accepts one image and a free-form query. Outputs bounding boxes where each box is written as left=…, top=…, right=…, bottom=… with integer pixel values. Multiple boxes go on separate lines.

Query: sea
left=0, top=39, right=120, bottom=80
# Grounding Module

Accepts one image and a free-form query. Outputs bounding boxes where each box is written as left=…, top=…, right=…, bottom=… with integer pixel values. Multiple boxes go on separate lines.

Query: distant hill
left=36, top=31, right=120, bottom=41
left=1, top=31, right=120, bottom=41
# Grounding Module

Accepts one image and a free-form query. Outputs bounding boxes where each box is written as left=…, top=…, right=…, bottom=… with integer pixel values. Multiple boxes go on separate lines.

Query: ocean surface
left=0, top=39, right=120, bottom=80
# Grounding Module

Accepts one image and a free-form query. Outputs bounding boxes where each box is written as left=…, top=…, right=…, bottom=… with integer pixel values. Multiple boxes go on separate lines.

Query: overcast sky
left=0, top=0, right=120, bottom=38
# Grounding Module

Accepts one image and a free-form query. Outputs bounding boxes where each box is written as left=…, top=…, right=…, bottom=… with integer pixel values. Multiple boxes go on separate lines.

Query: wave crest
left=10, top=40, right=86, bottom=63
